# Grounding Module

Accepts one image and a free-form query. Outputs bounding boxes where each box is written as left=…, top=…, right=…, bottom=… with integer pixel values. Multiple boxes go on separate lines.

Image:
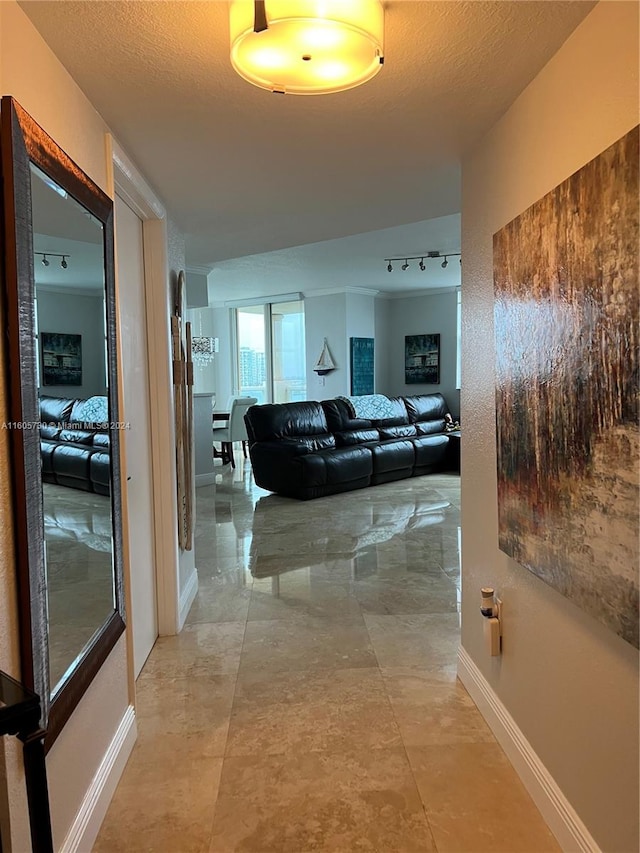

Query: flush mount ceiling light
left=229, top=0, right=385, bottom=95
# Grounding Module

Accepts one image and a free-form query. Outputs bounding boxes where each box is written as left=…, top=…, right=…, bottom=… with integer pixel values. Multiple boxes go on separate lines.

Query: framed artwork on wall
left=405, top=333, right=440, bottom=384
left=40, top=332, right=82, bottom=386
left=494, top=125, right=639, bottom=648
left=350, top=337, right=374, bottom=395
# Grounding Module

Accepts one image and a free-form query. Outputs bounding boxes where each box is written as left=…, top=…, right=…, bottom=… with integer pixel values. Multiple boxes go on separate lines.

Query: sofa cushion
left=335, top=428, right=380, bottom=446
left=378, top=424, right=417, bottom=440
left=403, top=393, right=448, bottom=423
left=246, top=401, right=329, bottom=442
left=92, top=432, right=111, bottom=449
left=413, top=434, right=450, bottom=470
left=368, top=439, right=415, bottom=474
left=294, top=446, right=372, bottom=487
left=297, top=434, right=336, bottom=452
left=416, top=420, right=447, bottom=436
left=321, top=398, right=372, bottom=432
left=59, top=428, right=96, bottom=446
left=40, top=395, right=74, bottom=425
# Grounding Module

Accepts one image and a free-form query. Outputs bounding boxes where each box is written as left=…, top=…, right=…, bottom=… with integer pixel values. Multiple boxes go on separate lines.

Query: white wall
left=374, top=296, right=391, bottom=393
left=37, top=289, right=107, bottom=399
left=460, top=3, right=638, bottom=850
left=212, top=305, right=234, bottom=406
left=381, top=290, right=460, bottom=415
left=305, top=293, right=348, bottom=400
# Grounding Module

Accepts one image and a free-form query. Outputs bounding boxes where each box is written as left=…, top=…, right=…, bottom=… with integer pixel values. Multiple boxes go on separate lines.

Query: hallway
left=95, top=461, right=558, bottom=852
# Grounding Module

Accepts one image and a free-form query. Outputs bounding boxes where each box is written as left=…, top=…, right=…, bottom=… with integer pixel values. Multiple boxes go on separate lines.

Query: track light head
left=42, top=255, right=50, bottom=267
left=419, top=258, right=425, bottom=271
left=441, top=257, right=448, bottom=269
left=61, top=256, right=68, bottom=269
left=387, top=262, right=393, bottom=272
left=401, top=259, right=409, bottom=271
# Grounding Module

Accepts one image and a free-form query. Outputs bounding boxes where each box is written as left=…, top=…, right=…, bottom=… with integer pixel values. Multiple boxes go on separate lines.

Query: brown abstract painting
left=493, top=126, right=639, bottom=648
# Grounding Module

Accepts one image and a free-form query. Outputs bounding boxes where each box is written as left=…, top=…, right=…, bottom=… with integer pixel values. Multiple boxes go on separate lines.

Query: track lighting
left=383, top=251, right=460, bottom=272
left=35, top=252, right=71, bottom=270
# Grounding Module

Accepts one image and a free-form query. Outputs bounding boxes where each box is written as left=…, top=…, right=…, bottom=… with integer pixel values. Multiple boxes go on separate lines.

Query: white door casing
left=115, top=194, right=158, bottom=676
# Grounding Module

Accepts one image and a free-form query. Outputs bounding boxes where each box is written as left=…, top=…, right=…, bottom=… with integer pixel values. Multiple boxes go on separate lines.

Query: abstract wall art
left=40, top=332, right=82, bottom=386
left=493, top=126, right=639, bottom=647
left=350, top=337, right=374, bottom=395
left=405, top=334, right=440, bottom=384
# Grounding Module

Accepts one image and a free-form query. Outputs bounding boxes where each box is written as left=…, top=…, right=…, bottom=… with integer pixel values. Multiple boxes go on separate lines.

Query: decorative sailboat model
left=313, top=338, right=336, bottom=376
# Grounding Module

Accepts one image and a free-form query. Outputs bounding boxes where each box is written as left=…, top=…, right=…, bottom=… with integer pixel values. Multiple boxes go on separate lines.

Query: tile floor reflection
left=94, top=458, right=558, bottom=853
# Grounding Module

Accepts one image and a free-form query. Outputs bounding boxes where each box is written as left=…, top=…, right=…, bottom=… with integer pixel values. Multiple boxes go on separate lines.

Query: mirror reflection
left=31, top=164, right=116, bottom=697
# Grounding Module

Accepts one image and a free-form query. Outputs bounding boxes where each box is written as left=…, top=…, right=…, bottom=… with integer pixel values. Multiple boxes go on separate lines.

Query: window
left=235, top=300, right=306, bottom=403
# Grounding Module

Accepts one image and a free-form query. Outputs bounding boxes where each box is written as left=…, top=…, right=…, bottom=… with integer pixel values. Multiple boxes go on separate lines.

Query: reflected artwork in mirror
left=1, top=97, right=124, bottom=748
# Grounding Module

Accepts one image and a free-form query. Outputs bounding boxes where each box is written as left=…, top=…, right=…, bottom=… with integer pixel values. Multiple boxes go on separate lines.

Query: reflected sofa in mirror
left=0, top=96, right=124, bottom=748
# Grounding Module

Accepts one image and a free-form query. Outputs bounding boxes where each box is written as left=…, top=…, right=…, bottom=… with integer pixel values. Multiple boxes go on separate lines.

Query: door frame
left=107, top=135, right=181, bottom=654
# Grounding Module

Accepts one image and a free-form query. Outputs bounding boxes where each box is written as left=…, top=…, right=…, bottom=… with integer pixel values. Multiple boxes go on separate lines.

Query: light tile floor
left=94, top=459, right=559, bottom=853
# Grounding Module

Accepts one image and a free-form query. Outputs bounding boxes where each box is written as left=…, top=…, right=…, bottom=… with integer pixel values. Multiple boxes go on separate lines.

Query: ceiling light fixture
left=35, top=252, right=70, bottom=270
left=229, top=0, right=385, bottom=95
left=383, top=251, right=461, bottom=272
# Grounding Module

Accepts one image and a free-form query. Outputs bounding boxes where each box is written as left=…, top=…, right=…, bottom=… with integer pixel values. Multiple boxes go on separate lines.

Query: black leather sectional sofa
left=245, top=393, right=458, bottom=500
left=40, top=396, right=111, bottom=495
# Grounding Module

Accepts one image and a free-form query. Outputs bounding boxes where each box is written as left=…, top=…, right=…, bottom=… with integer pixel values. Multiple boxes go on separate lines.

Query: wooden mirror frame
left=0, top=96, right=125, bottom=749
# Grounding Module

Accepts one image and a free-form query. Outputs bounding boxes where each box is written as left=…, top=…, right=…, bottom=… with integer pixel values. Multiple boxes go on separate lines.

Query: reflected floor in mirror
left=94, top=458, right=558, bottom=853
left=44, top=483, right=114, bottom=692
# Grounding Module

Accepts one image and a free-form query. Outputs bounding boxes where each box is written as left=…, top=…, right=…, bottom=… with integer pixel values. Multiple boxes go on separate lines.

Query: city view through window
left=237, top=301, right=306, bottom=403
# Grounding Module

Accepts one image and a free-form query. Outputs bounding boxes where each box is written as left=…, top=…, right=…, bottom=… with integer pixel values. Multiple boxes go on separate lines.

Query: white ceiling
left=20, top=0, right=594, bottom=299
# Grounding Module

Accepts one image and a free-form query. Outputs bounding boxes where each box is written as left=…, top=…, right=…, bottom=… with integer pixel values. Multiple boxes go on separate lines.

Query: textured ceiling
left=20, top=0, right=594, bottom=292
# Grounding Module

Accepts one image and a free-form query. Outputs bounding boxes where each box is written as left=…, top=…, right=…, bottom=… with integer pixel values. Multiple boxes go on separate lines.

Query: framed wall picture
left=494, top=125, right=639, bottom=648
left=405, top=333, right=440, bottom=384
left=41, top=332, right=82, bottom=386
left=350, top=337, right=374, bottom=395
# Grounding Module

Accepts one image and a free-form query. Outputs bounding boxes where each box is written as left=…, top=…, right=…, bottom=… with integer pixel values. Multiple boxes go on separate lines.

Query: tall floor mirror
left=0, top=97, right=125, bottom=748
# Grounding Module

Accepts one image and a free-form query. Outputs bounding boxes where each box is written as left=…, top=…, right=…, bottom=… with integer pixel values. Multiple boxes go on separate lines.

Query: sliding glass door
left=236, top=300, right=306, bottom=403
left=237, top=305, right=268, bottom=403
left=271, top=301, right=306, bottom=403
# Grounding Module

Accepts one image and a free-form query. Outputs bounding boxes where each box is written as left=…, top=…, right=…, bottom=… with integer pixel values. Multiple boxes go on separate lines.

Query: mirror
left=1, top=97, right=124, bottom=748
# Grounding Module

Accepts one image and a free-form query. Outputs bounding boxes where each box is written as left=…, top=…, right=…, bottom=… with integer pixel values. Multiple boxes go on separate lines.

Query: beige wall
left=0, top=1, right=190, bottom=847
left=460, top=3, right=639, bottom=851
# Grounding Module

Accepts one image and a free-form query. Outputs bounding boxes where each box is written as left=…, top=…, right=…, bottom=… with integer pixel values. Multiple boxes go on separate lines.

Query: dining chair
left=212, top=396, right=258, bottom=468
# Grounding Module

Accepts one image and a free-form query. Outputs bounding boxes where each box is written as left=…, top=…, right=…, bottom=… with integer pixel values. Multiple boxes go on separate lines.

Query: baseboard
left=195, top=472, right=216, bottom=487
left=178, top=567, right=199, bottom=630
left=457, top=647, right=600, bottom=853
left=60, top=705, right=137, bottom=853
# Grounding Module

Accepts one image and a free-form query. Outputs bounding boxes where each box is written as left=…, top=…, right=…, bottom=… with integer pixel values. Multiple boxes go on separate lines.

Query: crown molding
left=378, top=286, right=459, bottom=299
left=186, top=266, right=211, bottom=276
left=303, top=286, right=379, bottom=298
